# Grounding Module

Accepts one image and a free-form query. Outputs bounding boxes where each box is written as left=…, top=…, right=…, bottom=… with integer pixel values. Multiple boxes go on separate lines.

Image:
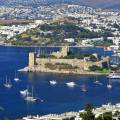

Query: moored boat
left=66, top=82, right=76, bottom=87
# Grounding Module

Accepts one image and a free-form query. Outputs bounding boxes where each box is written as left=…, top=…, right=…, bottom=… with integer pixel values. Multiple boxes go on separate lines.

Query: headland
left=20, top=46, right=111, bottom=75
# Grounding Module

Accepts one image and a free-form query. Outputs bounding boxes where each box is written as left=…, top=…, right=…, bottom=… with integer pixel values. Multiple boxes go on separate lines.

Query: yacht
left=20, top=89, right=29, bottom=96
left=107, top=74, right=120, bottom=79
left=25, top=87, right=37, bottom=102
left=66, top=82, right=76, bottom=87
left=14, top=70, right=20, bottom=82
left=49, top=80, right=57, bottom=85
left=4, top=76, right=12, bottom=88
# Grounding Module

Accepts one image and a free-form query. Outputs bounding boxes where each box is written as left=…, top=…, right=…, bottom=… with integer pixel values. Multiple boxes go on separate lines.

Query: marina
left=0, top=46, right=120, bottom=120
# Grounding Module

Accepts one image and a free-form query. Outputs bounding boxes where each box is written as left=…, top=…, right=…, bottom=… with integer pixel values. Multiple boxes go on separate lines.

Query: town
left=0, top=4, right=119, bottom=50
left=0, top=2, right=120, bottom=120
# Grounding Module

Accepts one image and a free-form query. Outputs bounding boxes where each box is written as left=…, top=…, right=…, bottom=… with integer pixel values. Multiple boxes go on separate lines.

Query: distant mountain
left=0, top=0, right=120, bottom=9
left=78, top=0, right=120, bottom=9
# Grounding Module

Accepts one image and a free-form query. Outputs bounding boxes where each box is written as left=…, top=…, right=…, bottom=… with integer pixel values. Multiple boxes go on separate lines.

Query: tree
left=89, top=65, right=101, bottom=71
left=82, top=103, right=95, bottom=120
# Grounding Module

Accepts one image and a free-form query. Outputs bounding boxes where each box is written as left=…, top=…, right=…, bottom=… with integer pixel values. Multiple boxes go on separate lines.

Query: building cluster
left=0, top=20, right=44, bottom=41
left=0, top=4, right=120, bottom=47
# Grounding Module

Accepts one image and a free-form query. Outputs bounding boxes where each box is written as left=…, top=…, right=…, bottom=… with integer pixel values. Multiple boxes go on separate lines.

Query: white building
left=64, top=38, right=75, bottom=43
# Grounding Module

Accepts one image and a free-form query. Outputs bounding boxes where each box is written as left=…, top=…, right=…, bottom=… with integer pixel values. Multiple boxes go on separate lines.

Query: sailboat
left=81, top=85, right=87, bottom=92
left=4, top=76, right=12, bottom=88
left=94, top=76, right=103, bottom=85
left=25, top=87, right=37, bottom=102
left=107, top=78, right=112, bottom=89
left=14, top=70, right=20, bottom=82
left=20, top=89, right=29, bottom=96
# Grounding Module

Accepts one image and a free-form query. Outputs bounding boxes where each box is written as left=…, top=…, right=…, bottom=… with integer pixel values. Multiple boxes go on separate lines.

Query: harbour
left=0, top=46, right=120, bottom=120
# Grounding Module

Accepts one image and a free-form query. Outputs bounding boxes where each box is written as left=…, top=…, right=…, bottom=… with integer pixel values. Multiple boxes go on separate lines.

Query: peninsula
left=21, top=46, right=111, bottom=75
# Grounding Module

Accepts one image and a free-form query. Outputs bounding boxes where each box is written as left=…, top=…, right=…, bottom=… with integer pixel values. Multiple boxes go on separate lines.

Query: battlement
left=51, top=46, right=69, bottom=58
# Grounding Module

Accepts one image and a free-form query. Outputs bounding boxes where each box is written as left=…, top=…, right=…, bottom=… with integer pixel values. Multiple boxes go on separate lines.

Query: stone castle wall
left=28, top=52, right=107, bottom=72
left=35, top=58, right=102, bottom=70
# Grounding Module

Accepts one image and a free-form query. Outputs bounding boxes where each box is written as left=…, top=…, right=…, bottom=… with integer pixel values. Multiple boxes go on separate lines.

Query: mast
left=32, top=86, right=34, bottom=98
left=6, top=76, right=7, bottom=84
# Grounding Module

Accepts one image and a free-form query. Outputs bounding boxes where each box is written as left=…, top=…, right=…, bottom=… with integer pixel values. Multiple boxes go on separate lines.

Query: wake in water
left=0, top=106, right=5, bottom=111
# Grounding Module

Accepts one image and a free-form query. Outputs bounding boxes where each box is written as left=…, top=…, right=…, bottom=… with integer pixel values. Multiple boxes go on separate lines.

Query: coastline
left=19, top=67, right=110, bottom=75
left=0, top=43, right=95, bottom=48
left=17, top=102, right=120, bottom=120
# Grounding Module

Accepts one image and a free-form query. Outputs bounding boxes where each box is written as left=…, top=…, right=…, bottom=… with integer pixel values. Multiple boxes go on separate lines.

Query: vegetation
left=89, top=65, right=102, bottom=71
left=60, top=53, right=90, bottom=59
left=38, top=54, right=56, bottom=59
left=93, top=39, right=113, bottom=47
left=89, top=65, right=111, bottom=74
left=60, top=53, right=100, bottom=60
left=45, top=62, right=78, bottom=70
left=80, top=104, right=114, bottom=120
left=8, top=22, right=103, bottom=46
left=97, top=69, right=111, bottom=74
left=80, top=103, right=94, bottom=120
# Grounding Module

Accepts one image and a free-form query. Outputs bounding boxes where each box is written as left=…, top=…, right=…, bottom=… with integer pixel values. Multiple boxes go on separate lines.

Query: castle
left=28, top=46, right=110, bottom=74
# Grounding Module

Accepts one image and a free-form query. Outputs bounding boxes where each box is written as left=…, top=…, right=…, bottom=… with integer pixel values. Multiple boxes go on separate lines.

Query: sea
left=0, top=46, right=120, bottom=120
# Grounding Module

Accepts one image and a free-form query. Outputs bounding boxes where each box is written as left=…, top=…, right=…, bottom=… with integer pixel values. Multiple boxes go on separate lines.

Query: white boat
left=107, top=84, right=112, bottom=89
left=25, top=87, right=37, bottom=102
left=4, top=76, right=12, bottom=88
left=20, top=89, right=28, bottom=96
left=107, top=74, right=120, bottom=79
left=14, top=77, right=20, bottom=82
left=14, top=70, right=20, bottom=82
left=66, top=82, right=76, bottom=87
left=49, top=80, right=57, bottom=85
left=107, top=78, right=112, bottom=89
left=94, top=76, right=103, bottom=85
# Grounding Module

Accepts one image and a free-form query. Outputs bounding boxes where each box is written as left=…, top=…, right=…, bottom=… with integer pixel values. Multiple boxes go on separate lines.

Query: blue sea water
left=0, top=46, right=119, bottom=120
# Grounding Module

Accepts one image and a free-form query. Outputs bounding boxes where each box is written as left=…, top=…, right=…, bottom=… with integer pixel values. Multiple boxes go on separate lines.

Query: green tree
left=83, top=103, right=95, bottom=120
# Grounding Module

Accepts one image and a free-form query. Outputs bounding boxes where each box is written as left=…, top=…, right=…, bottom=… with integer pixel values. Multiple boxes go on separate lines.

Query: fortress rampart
left=27, top=46, right=109, bottom=74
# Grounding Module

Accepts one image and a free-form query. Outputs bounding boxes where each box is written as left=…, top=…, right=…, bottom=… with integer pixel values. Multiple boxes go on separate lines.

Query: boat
left=94, top=76, right=103, bottom=85
left=107, top=78, right=112, bottom=89
left=81, top=85, right=87, bottom=92
left=4, top=76, right=12, bottom=88
left=107, top=74, right=120, bottom=79
left=49, top=80, right=57, bottom=85
left=66, top=82, right=76, bottom=87
left=14, top=70, right=20, bottom=82
left=25, top=87, right=37, bottom=102
left=20, top=89, right=29, bottom=96
left=107, top=84, right=112, bottom=89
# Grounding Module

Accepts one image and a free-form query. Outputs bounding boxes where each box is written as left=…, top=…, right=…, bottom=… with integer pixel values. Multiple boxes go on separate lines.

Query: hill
left=0, top=0, right=120, bottom=9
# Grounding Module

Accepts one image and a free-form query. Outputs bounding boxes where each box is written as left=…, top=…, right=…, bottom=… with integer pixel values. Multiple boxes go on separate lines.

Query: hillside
left=0, top=0, right=120, bottom=9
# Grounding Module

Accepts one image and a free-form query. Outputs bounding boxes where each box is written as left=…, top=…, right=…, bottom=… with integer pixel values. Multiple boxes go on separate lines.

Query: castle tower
left=28, top=52, right=35, bottom=71
left=61, top=46, right=69, bottom=57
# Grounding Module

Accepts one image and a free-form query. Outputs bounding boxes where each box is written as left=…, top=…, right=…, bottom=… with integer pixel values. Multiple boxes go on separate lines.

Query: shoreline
left=0, top=44, right=97, bottom=48
left=17, top=102, right=120, bottom=120
left=19, top=67, right=110, bottom=75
